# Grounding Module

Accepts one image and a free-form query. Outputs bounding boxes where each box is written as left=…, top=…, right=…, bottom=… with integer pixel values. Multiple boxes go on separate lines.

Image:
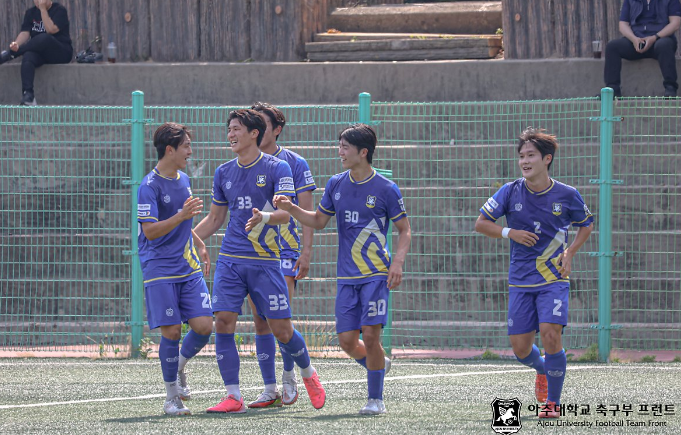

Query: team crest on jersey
left=552, top=203, right=562, bottom=216
left=366, top=195, right=377, bottom=208
left=225, top=181, right=232, bottom=190
left=163, top=194, right=171, bottom=204
left=514, top=203, right=522, bottom=212
left=256, top=175, right=266, bottom=187
left=335, top=192, right=341, bottom=200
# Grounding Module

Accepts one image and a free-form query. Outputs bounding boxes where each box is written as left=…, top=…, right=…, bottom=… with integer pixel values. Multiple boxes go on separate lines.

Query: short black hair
left=338, top=123, right=377, bottom=164
left=228, top=109, right=267, bottom=147
left=517, top=127, right=559, bottom=171
left=153, top=122, right=191, bottom=160
left=251, top=102, right=286, bottom=140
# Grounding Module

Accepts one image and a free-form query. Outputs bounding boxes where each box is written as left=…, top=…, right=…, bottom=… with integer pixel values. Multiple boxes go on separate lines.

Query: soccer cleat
left=538, top=401, right=561, bottom=419
left=177, top=368, right=191, bottom=400
left=206, top=395, right=247, bottom=413
left=535, top=374, right=547, bottom=403
left=20, top=91, right=36, bottom=106
left=359, top=398, right=386, bottom=415
left=282, top=375, right=299, bottom=405
left=247, top=391, right=283, bottom=408
left=163, top=396, right=191, bottom=416
left=302, top=371, right=326, bottom=409
left=384, top=356, right=392, bottom=375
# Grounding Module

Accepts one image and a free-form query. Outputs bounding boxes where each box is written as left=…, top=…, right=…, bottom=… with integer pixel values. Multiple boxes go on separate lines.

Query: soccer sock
left=355, top=357, right=368, bottom=369
left=278, top=339, right=296, bottom=372
left=179, top=330, right=211, bottom=371
left=215, top=332, right=240, bottom=398
left=256, top=333, right=277, bottom=387
left=544, top=348, right=567, bottom=405
left=516, top=344, right=546, bottom=375
left=279, top=329, right=313, bottom=376
left=159, top=336, right=180, bottom=399
left=367, top=369, right=385, bottom=400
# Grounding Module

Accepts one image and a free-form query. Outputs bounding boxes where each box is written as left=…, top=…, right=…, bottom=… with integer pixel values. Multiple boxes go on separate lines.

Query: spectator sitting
left=604, top=0, right=681, bottom=98
left=0, top=0, right=73, bottom=106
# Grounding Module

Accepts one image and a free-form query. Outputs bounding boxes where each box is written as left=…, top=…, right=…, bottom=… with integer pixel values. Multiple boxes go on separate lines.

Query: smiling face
left=518, top=141, right=551, bottom=181
left=338, top=137, right=366, bottom=170
left=227, top=118, right=259, bottom=155
left=166, top=136, right=192, bottom=171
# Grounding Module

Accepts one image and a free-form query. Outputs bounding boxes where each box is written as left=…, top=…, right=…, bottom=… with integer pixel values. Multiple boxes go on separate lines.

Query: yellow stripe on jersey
left=536, top=231, right=566, bottom=282
left=319, top=204, right=335, bottom=215
left=280, top=224, right=299, bottom=250
left=144, top=269, right=202, bottom=284
left=295, top=183, right=315, bottom=192
left=338, top=272, right=389, bottom=280
left=219, top=253, right=281, bottom=261
left=264, top=227, right=280, bottom=256
left=247, top=222, right=281, bottom=258
left=183, top=238, right=201, bottom=271
left=481, top=207, right=497, bottom=221
left=351, top=218, right=389, bottom=275
left=509, top=279, right=569, bottom=288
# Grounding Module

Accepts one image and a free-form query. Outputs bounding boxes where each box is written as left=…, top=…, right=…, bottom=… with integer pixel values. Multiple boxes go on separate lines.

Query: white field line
left=2, top=365, right=679, bottom=410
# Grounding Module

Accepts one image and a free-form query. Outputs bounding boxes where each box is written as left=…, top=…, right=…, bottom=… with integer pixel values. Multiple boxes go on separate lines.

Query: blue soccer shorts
left=212, top=260, right=292, bottom=319
left=335, top=279, right=390, bottom=334
left=144, top=277, right=213, bottom=330
left=507, top=281, right=569, bottom=335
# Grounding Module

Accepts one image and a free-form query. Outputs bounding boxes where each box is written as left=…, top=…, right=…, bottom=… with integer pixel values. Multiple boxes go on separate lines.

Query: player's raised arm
left=194, top=202, right=228, bottom=241
left=141, top=196, right=203, bottom=241
left=244, top=204, right=291, bottom=231
left=273, top=195, right=331, bottom=230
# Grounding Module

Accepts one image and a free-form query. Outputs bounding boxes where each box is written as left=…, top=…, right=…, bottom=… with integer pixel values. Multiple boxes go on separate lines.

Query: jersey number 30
left=368, top=299, right=387, bottom=317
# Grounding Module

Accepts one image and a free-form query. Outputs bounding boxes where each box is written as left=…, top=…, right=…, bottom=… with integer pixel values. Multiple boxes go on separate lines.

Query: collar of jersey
left=349, top=168, right=376, bottom=185
left=273, top=145, right=283, bottom=158
left=523, top=178, right=554, bottom=195
left=152, top=167, right=180, bottom=180
left=237, top=152, right=263, bottom=169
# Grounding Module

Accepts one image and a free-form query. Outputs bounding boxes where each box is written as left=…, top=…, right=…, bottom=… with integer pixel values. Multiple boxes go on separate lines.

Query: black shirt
left=21, top=3, right=72, bottom=46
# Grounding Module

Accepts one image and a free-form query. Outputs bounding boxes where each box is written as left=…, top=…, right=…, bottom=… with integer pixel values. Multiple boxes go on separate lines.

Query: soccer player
left=194, top=109, right=325, bottom=413
left=474, top=127, right=594, bottom=418
left=274, top=124, right=412, bottom=415
left=245, top=102, right=317, bottom=408
left=137, top=122, right=214, bottom=416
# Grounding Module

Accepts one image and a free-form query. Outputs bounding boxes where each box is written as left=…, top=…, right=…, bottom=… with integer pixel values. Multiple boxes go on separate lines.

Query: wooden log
left=250, top=0, right=328, bottom=61
left=101, top=0, right=150, bottom=62
left=314, top=32, right=497, bottom=42
left=150, top=0, right=199, bottom=62
left=307, top=47, right=499, bottom=62
left=306, top=37, right=501, bottom=53
left=329, top=0, right=404, bottom=10
left=201, top=0, right=250, bottom=62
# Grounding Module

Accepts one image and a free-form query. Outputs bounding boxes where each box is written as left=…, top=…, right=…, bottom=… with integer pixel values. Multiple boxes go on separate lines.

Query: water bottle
left=107, top=42, right=116, bottom=63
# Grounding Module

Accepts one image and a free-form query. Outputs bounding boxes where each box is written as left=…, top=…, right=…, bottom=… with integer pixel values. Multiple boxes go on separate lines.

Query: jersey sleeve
left=211, top=167, right=228, bottom=206
left=387, top=183, right=407, bottom=222
left=480, top=183, right=510, bottom=222
left=569, top=189, right=594, bottom=227
left=137, top=183, right=159, bottom=223
left=274, top=161, right=295, bottom=197
left=51, top=6, right=69, bottom=30
left=294, top=157, right=317, bottom=193
left=318, top=177, right=336, bottom=216
left=21, top=9, right=32, bottom=32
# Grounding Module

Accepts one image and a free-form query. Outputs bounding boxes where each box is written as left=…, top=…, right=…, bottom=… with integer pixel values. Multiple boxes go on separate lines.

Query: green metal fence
left=0, top=90, right=678, bottom=360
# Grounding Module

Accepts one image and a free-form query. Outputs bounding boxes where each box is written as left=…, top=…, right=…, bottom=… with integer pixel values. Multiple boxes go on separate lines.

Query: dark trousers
left=14, top=33, right=72, bottom=93
left=604, top=36, right=678, bottom=95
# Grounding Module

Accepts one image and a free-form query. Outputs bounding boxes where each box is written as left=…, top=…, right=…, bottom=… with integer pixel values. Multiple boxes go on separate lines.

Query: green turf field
left=1, top=358, right=680, bottom=435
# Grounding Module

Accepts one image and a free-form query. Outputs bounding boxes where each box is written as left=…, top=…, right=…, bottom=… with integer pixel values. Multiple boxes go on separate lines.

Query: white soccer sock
left=226, top=384, right=241, bottom=400
left=300, top=364, right=315, bottom=379
left=178, top=354, right=188, bottom=373
left=282, top=369, right=296, bottom=381
left=164, top=381, right=178, bottom=400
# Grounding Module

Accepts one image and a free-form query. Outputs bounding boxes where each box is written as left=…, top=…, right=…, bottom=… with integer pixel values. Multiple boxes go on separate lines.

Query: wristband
left=261, top=212, right=272, bottom=224
left=501, top=227, right=511, bottom=239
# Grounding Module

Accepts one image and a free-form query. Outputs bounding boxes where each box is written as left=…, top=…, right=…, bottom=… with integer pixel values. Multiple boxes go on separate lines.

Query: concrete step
left=306, top=36, right=501, bottom=62
left=313, top=32, right=478, bottom=42
left=327, top=2, right=502, bottom=35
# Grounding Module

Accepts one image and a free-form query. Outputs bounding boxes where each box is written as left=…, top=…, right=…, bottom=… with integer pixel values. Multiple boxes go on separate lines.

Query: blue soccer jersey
left=480, top=178, right=594, bottom=289
left=211, top=152, right=295, bottom=264
left=319, top=169, right=407, bottom=284
left=272, top=146, right=317, bottom=259
left=137, top=168, right=203, bottom=285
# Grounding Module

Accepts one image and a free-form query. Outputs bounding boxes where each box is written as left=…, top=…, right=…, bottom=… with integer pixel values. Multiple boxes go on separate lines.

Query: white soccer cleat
left=163, top=396, right=191, bottom=415
left=282, top=375, right=299, bottom=405
left=384, top=356, right=392, bottom=375
left=177, top=368, right=191, bottom=400
left=359, top=398, right=386, bottom=415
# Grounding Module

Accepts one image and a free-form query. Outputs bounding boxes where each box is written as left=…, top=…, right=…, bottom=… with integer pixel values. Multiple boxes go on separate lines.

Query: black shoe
left=20, top=91, right=36, bottom=106
left=663, top=87, right=677, bottom=98
left=0, top=50, right=12, bottom=65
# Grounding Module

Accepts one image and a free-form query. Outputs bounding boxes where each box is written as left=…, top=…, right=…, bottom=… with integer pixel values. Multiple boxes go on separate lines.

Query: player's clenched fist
left=509, top=229, right=539, bottom=247
left=179, top=196, right=203, bottom=220
left=273, top=195, right=293, bottom=211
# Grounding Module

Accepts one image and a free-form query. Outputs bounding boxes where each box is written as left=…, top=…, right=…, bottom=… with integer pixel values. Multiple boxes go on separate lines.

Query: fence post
left=129, top=91, right=145, bottom=357
left=359, top=92, right=371, bottom=124
left=592, top=87, right=622, bottom=362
